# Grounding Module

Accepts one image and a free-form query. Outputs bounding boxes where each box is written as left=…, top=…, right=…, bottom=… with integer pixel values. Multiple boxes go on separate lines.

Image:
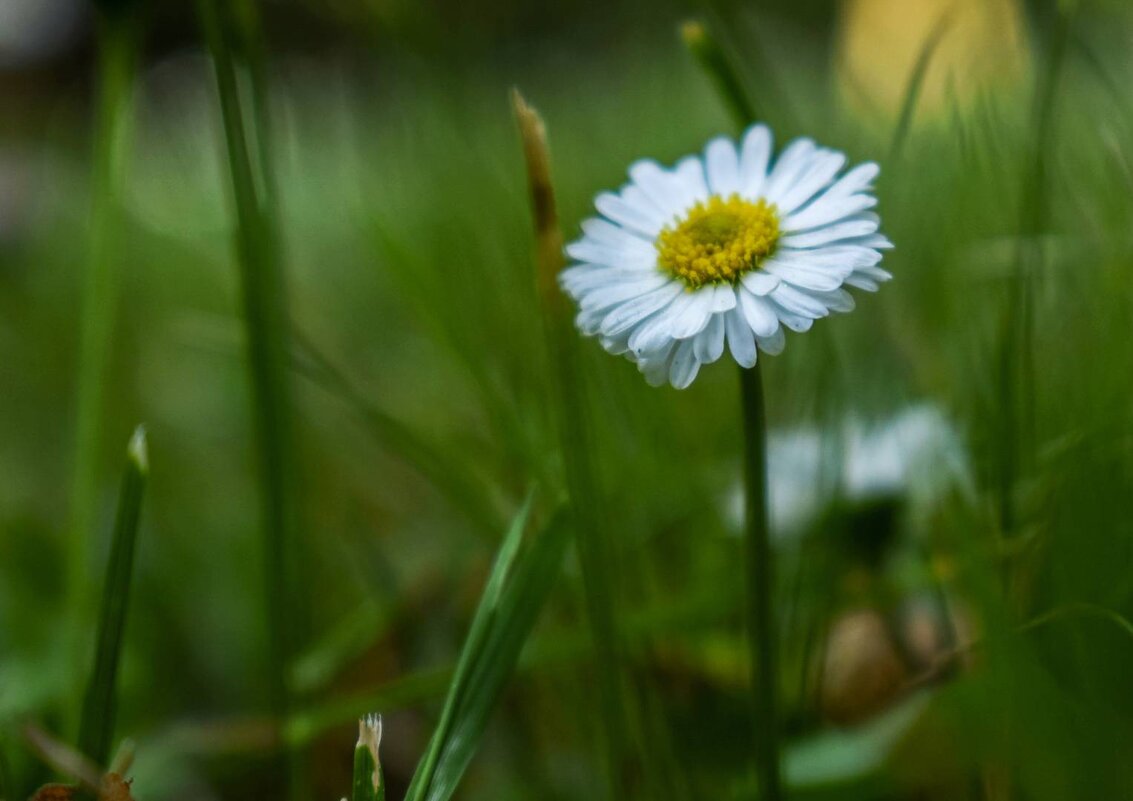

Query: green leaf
left=77, top=426, right=149, bottom=770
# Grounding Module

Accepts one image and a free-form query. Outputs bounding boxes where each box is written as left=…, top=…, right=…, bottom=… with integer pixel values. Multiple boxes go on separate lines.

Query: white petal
left=710, top=283, right=738, bottom=312
left=562, top=266, right=659, bottom=297
left=856, top=233, right=894, bottom=249
left=770, top=284, right=830, bottom=318
left=725, top=307, right=758, bottom=368
left=628, top=292, right=695, bottom=355
left=667, top=287, right=716, bottom=339
left=740, top=270, right=780, bottom=296
left=694, top=313, right=726, bottom=363
left=812, top=288, right=856, bottom=313
left=705, top=137, right=741, bottom=196
left=669, top=337, right=702, bottom=389
left=565, top=240, right=655, bottom=269
left=578, top=274, right=671, bottom=312
left=599, top=281, right=684, bottom=337
left=581, top=217, right=652, bottom=247
left=739, top=289, right=780, bottom=337
left=595, top=191, right=664, bottom=238
left=673, top=156, right=710, bottom=209
left=629, top=160, right=688, bottom=221
left=844, top=275, right=879, bottom=291
left=779, top=214, right=880, bottom=249
left=771, top=304, right=815, bottom=332
left=822, top=162, right=880, bottom=203
left=844, top=265, right=893, bottom=292
left=762, top=138, right=817, bottom=202
left=786, top=192, right=877, bottom=232
left=775, top=244, right=883, bottom=270
left=855, top=264, right=893, bottom=282
left=772, top=150, right=847, bottom=213
left=641, top=341, right=678, bottom=386
left=757, top=326, right=786, bottom=355
left=761, top=259, right=846, bottom=292
left=739, top=124, right=773, bottom=198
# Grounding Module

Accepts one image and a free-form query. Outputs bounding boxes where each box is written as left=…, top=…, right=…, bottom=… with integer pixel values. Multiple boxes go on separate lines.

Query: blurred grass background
left=3, top=0, right=1133, bottom=799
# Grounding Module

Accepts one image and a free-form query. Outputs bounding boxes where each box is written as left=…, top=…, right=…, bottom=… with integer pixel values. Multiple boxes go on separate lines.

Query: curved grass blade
left=406, top=498, right=570, bottom=801
left=291, top=332, right=503, bottom=540
left=76, top=428, right=148, bottom=771
left=680, top=19, right=757, bottom=130
left=888, top=11, right=954, bottom=161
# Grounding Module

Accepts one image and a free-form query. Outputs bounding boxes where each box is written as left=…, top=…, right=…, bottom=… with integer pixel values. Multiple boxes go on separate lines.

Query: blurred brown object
left=821, top=595, right=977, bottom=727
left=837, top=0, right=1030, bottom=120
left=820, top=608, right=909, bottom=726
left=28, top=774, right=134, bottom=801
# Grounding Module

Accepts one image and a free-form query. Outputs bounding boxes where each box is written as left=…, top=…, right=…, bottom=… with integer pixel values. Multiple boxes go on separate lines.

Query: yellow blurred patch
left=837, top=0, right=1030, bottom=121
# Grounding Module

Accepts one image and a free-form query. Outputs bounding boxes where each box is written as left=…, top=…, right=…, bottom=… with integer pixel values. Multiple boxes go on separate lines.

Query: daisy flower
left=560, top=123, right=892, bottom=388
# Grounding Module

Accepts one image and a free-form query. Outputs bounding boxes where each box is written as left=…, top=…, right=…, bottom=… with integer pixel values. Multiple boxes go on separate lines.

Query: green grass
left=2, top=1, right=1133, bottom=799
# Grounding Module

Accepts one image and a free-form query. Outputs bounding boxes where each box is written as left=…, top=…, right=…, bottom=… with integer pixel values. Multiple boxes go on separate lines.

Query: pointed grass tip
left=127, top=425, right=148, bottom=474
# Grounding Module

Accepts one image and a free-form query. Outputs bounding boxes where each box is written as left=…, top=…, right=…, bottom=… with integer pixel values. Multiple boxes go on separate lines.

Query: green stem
left=739, top=364, right=781, bottom=801
left=198, top=1, right=301, bottom=794
left=69, top=10, right=138, bottom=650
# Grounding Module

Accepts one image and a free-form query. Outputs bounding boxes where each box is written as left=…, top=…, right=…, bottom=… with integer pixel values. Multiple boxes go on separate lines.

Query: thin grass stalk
left=68, top=8, right=139, bottom=654
left=291, top=332, right=503, bottom=539
left=998, top=0, right=1075, bottom=543
left=197, top=0, right=301, bottom=794
left=77, top=426, right=148, bottom=775
left=511, top=90, right=632, bottom=797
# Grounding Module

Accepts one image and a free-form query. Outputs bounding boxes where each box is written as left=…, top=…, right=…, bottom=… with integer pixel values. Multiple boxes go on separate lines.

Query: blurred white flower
left=726, top=405, right=971, bottom=537
left=560, top=122, right=892, bottom=388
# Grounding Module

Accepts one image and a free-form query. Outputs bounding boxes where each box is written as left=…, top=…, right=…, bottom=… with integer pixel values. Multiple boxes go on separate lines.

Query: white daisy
left=560, top=123, right=893, bottom=388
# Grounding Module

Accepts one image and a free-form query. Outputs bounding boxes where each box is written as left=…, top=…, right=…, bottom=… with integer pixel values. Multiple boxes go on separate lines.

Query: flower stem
left=738, top=363, right=781, bottom=801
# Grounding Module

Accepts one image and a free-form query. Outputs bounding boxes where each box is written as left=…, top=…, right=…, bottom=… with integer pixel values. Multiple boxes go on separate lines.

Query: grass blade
left=680, top=19, right=758, bottom=130
left=888, top=11, right=953, bottom=161
left=409, top=505, right=571, bottom=801
left=68, top=5, right=140, bottom=655
left=512, top=89, right=634, bottom=796
left=77, top=426, right=148, bottom=770
left=197, top=0, right=302, bottom=765
left=291, top=332, right=504, bottom=540
left=405, top=492, right=535, bottom=800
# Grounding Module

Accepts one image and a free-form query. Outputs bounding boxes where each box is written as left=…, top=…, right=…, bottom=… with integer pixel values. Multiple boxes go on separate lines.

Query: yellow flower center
left=655, top=194, right=781, bottom=288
